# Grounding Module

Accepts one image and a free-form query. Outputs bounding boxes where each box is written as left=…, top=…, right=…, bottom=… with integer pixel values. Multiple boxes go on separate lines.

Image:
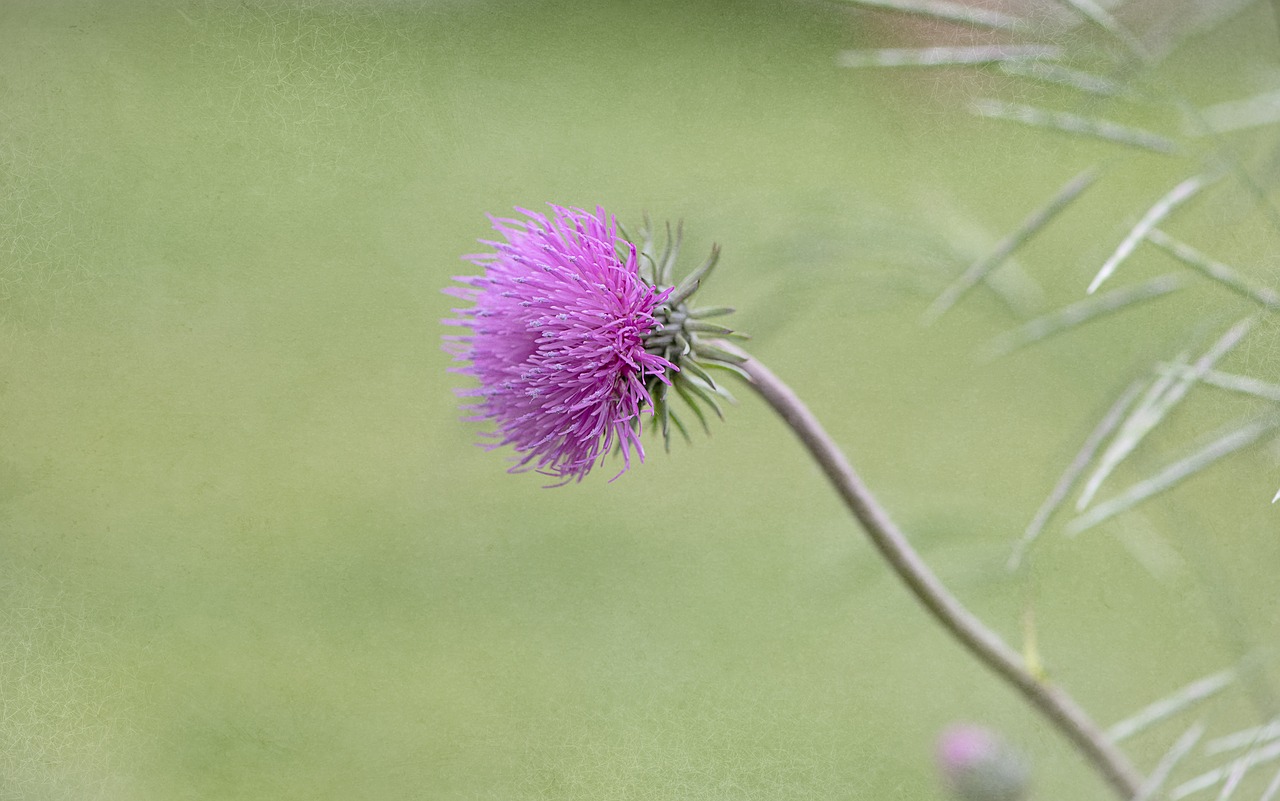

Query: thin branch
left=733, top=348, right=1144, bottom=801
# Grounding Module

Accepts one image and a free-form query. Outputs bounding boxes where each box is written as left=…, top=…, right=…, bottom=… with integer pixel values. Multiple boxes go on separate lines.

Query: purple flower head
left=444, top=205, right=677, bottom=483
left=936, top=724, right=1030, bottom=801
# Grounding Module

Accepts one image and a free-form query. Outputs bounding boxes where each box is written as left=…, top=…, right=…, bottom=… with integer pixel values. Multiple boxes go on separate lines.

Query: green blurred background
left=2, top=1, right=1278, bottom=798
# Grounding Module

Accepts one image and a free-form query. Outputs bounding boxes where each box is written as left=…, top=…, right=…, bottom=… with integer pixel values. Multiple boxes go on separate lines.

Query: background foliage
left=1, top=0, right=1277, bottom=798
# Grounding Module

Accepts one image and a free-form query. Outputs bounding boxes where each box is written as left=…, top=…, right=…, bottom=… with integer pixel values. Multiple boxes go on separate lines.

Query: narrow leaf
left=1147, top=228, right=1280, bottom=310
left=926, top=167, right=1100, bottom=323
left=1067, top=418, right=1276, bottom=535
left=1077, top=315, right=1257, bottom=509
left=1089, top=174, right=1214, bottom=294
left=1008, top=377, right=1145, bottom=571
left=1156, top=364, right=1280, bottom=404
left=983, top=274, right=1184, bottom=358
left=1107, top=669, right=1235, bottom=742
left=673, top=380, right=711, bottom=435
left=832, top=0, right=1029, bottom=30
left=839, top=44, right=1061, bottom=68
left=997, top=60, right=1135, bottom=98
left=679, top=375, right=727, bottom=420
left=1195, top=89, right=1280, bottom=136
left=1260, top=766, right=1280, bottom=801
left=667, top=245, right=720, bottom=307
left=973, top=99, right=1181, bottom=154
left=1052, top=0, right=1149, bottom=58
left=1207, top=721, right=1280, bottom=757
left=1136, top=723, right=1207, bottom=801
left=1170, top=739, right=1280, bottom=800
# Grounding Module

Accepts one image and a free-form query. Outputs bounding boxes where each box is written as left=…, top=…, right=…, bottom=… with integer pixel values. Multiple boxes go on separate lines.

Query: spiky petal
left=445, top=205, right=675, bottom=483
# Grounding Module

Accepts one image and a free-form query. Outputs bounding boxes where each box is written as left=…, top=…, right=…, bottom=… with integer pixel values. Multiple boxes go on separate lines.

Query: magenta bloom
left=445, top=205, right=676, bottom=482
left=936, top=724, right=1030, bottom=801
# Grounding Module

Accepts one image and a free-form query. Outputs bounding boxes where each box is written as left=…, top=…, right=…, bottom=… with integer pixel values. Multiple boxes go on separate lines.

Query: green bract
left=620, top=218, right=749, bottom=450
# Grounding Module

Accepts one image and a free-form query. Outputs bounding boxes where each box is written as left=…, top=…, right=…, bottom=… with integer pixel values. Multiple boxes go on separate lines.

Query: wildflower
left=936, top=724, right=1031, bottom=801
left=445, top=204, right=741, bottom=483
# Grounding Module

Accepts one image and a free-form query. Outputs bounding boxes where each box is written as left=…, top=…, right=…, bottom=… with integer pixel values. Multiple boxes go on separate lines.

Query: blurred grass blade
left=1274, top=488, right=1280, bottom=504
left=925, top=167, right=1100, bottom=324
left=1107, top=669, right=1235, bottom=742
left=1156, top=365, right=1280, bottom=404
left=997, top=61, right=1135, bottom=98
left=1221, top=727, right=1280, bottom=800
left=972, top=99, right=1181, bottom=154
left=1077, top=315, right=1257, bottom=509
left=1260, top=766, right=1280, bottom=801
left=1147, top=228, right=1280, bottom=310
left=1194, top=90, right=1280, bottom=135
left=1149, top=0, right=1257, bottom=61
left=1008, top=377, right=1145, bottom=571
left=1170, top=737, right=1280, bottom=800
left=983, top=274, right=1183, bottom=358
left=839, top=45, right=1061, bottom=68
left=1089, top=174, right=1214, bottom=294
left=1136, top=722, right=1207, bottom=801
left=1207, top=720, right=1280, bottom=756
left=1067, top=418, right=1276, bottom=535
left=1052, top=0, right=1148, bottom=58
left=832, top=0, right=1029, bottom=30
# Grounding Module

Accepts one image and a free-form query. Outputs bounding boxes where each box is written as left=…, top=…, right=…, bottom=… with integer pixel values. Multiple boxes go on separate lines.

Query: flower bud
left=936, top=724, right=1031, bottom=801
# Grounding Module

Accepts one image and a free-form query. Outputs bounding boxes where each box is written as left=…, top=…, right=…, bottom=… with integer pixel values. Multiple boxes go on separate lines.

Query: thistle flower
left=936, top=724, right=1031, bottom=801
left=444, top=204, right=742, bottom=483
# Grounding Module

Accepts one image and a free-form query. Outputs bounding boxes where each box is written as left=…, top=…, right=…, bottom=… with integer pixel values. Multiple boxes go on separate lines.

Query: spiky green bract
left=621, top=217, right=749, bottom=450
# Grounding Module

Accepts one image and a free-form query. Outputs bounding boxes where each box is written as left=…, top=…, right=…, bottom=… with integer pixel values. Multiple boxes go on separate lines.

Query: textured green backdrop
left=1, top=1, right=1277, bottom=799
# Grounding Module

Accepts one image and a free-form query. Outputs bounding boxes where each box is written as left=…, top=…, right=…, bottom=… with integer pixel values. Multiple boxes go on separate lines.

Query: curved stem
left=735, top=352, right=1144, bottom=800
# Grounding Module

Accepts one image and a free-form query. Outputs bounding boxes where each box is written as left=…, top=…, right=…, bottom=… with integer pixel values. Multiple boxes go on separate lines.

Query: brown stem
left=735, top=352, right=1144, bottom=800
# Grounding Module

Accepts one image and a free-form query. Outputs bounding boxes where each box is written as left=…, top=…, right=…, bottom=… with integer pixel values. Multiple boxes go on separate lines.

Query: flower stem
left=735, top=352, right=1144, bottom=800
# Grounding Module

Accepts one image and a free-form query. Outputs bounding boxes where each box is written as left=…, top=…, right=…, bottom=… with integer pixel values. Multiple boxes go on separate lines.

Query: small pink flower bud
left=936, top=724, right=1031, bottom=801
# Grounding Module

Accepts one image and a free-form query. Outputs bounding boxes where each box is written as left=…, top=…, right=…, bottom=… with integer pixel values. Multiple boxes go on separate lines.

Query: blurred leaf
left=1207, top=720, right=1280, bottom=757
left=982, top=275, right=1184, bottom=358
left=1169, top=736, right=1280, bottom=800
left=1051, top=0, right=1148, bottom=58
left=1089, top=174, right=1216, bottom=294
left=1194, top=89, right=1280, bottom=136
left=1077, top=315, right=1257, bottom=510
left=1135, top=722, right=1206, bottom=801
left=972, top=99, right=1181, bottom=154
left=1156, top=365, right=1280, bottom=404
left=1067, top=417, right=1277, bottom=535
left=832, top=0, right=1030, bottom=30
left=1107, top=669, right=1235, bottom=742
left=1147, top=228, right=1280, bottom=311
left=838, top=45, right=1062, bottom=68
left=925, top=167, right=1100, bottom=324
left=997, top=61, right=1137, bottom=98
left=1008, top=377, right=1145, bottom=571
left=1260, top=767, right=1280, bottom=801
